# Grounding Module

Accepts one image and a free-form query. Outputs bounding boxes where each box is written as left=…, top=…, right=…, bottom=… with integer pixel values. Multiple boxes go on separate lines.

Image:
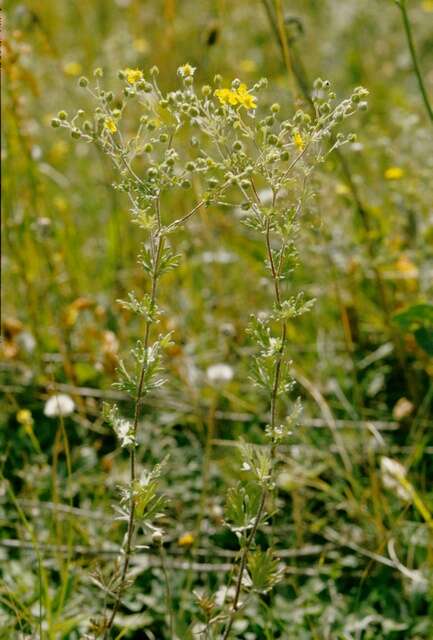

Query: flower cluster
left=215, top=82, right=257, bottom=110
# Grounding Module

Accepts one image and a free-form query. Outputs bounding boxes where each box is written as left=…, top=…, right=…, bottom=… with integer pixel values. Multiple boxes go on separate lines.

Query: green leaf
left=247, top=548, right=282, bottom=593
left=393, top=303, right=433, bottom=330
left=393, top=304, right=433, bottom=355
left=225, top=482, right=263, bottom=533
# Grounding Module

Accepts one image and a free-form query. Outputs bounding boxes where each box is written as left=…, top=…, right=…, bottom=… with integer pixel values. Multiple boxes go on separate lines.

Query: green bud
left=280, top=150, right=290, bottom=161
left=181, top=179, right=191, bottom=189
left=71, top=128, right=81, bottom=139
left=150, top=66, right=159, bottom=76
left=271, top=102, right=280, bottom=113
left=159, top=133, right=169, bottom=143
left=213, top=74, right=222, bottom=85
left=58, top=111, right=67, bottom=120
left=358, top=101, right=368, bottom=111
left=233, top=140, right=243, bottom=151
left=201, top=85, right=211, bottom=96
left=51, top=118, right=61, bottom=128
left=268, top=134, right=278, bottom=145
left=93, top=67, right=103, bottom=78
left=78, top=76, right=89, bottom=88
left=144, top=143, right=153, bottom=153
left=186, top=161, right=196, bottom=171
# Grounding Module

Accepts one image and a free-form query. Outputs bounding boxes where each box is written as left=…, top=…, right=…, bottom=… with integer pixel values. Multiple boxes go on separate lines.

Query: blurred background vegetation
left=1, top=0, right=433, bottom=638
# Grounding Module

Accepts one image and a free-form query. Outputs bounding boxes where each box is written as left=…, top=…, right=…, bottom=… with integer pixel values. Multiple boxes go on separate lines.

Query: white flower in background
left=206, top=363, right=234, bottom=384
left=380, top=456, right=411, bottom=501
left=44, top=394, right=75, bottom=418
left=17, top=331, right=36, bottom=353
left=201, top=250, right=235, bottom=264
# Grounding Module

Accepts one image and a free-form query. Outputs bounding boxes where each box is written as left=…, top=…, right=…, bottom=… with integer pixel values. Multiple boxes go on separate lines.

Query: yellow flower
left=215, top=88, right=237, bottom=106
left=293, top=131, right=304, bottom=150
left=422, top=0, right=433, bottom=11
left=215, top=83, right=257, bottom=109
left=104, top=117, right=117, bottom=133
left=63, top=62, right=82, bottom=77
left=178, top=532, right=195, bottom=547
left=178, top=63, right=196, bottom=78
left=124, top=67, right=143, bottom=84
left=17, top=409, right=33, bottom=426
left=384, top=166, right=404, bottom=180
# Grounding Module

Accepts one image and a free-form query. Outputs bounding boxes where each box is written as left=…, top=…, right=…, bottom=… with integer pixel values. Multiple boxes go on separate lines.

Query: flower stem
left=104, top=208, right=164, bottom=638
left=221, top=490, right=267, bottom=640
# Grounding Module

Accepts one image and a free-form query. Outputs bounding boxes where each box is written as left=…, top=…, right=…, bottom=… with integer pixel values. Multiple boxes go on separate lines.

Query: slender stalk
left=396, top=0, right=433, bottom=125
left=104, top=205, right=164, bottom=637
left=221, top=187, right=288, bottom=638
left=221, top=490, right=267, bottom=640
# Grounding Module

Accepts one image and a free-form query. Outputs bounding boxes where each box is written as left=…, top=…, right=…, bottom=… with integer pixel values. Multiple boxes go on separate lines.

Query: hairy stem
left=221, top=490, right=267, bottom=640
left=104, top=207, right=164, bottom=637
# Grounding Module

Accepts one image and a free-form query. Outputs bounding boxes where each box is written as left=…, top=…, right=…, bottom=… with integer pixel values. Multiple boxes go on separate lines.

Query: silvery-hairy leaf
left=247, top=548, right=283, bottom=593
left=225, top=482, right=263, bottom=533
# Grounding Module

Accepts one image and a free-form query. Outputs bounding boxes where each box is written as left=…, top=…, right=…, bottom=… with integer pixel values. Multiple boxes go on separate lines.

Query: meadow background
left=1, top=0, right=433, bottom=638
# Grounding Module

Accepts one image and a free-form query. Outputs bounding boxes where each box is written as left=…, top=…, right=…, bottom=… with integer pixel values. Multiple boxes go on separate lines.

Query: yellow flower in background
left=17, top=409, right=33, bottom=426
left=49, top=140, right=69, bottom=163
left=63, top=62, right=82, bottom=76
left=335, top=182, right=350, bottom=195
left=293, top=131, right=304, bottom=150
left=384, top=166, right=404, bottom=180
left=53, top=196, right=68, bottom=212
left=178, top=63, right=196, bottom=78
left=133, top=38, right=149, bottom=54
left=124, top=67, right=143, bottom=84
left=104, top=117, right=117, bottom=133
left=421, top=0, right=433, bottom=12
left=178, top=532, right=194, bottom=547
left=239, top=59, right=257, bottom=73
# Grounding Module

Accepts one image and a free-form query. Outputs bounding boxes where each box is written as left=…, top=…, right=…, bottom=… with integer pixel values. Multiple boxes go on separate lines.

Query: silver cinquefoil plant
left=53, top=63, right=367, bottom=638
